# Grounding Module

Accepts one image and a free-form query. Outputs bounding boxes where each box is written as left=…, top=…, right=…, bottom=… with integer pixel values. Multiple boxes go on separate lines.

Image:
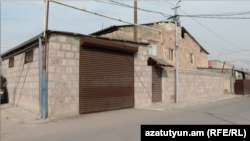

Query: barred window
left=25, top=50, right=33, bottom=64
left=9, top=57, right=14, bottom=68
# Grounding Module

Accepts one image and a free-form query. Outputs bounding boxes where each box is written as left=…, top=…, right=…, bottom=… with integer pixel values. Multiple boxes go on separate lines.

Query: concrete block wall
left=1, top=47, right=40, bottom=113
left=134, top=46, right=152, bottom=107
left=163, top=68, right=224, bottom=102
left=47, top=33, right=80, bottom=118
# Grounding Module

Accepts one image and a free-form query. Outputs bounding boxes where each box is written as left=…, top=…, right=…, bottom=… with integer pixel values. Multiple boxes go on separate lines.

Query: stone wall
left=47, top=33, right=80, bottom=118
left=98, top=22, right=208, bottom=70
left=197, top=68, right=234, bottom=93
left=1, top=47, right=40, bottom=113
left=134, top=46, right=152, bottom=107
left=163, top=68, right=224, bottom=102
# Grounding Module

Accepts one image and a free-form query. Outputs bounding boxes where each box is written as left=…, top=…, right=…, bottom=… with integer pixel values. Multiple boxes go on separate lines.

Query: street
left=1, top=96, right=250, bottom=141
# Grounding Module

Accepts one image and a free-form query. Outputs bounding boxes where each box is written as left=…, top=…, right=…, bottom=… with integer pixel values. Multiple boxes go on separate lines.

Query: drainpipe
left=36, top=35, right=43, bottom=120
left=42, top=0, right=49, bottom=119
left=50, top=0, right=166, bottom=60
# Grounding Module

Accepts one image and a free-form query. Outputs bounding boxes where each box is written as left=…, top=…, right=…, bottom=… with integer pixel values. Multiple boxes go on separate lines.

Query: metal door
left=152, top=66, right=162, bottom=102
left=80, top=46, right=134, bottom=114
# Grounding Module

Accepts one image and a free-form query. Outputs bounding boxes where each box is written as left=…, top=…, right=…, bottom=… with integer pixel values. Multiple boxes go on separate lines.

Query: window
left=24, top=50, right=33, bottom=64
left=148, top=42, right=157, bottom=56
left=9, top=57, right=14, bottom=68
left=190, top=53, right=194, bottom=64
left=169, top=49, right=174, bottom=61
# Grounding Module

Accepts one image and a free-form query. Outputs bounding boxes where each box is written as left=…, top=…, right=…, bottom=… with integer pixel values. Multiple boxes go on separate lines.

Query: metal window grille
left=25, top=50, right=33, bottom=64
left=9, top=57, right=14, bottom=68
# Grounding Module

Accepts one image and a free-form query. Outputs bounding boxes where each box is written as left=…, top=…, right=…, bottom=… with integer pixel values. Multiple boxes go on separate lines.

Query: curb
left=137, top=95, right=239, bottom=112
left=169, top=95, right=236, bottom=110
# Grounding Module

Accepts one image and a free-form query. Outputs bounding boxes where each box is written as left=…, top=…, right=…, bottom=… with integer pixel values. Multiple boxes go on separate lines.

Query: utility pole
left=83, top=1, right=85, bottom=10
left=172, top=0, right=181, bottom=103
left=134, top=1, right=137, bottom=42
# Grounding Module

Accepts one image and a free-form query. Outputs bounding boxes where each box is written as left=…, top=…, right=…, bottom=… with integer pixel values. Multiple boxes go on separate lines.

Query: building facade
left=1, top=30, right=223, bottom=119
left=90, top=21, right=209, bottom=70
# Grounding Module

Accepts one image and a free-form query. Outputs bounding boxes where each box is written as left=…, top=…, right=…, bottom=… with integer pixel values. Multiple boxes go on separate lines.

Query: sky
left=1, top=0, right=250, bottom=71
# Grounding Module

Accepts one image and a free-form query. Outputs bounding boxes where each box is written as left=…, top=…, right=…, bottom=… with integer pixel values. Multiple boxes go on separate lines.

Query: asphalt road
left=1, top=96, right=250, bottom=141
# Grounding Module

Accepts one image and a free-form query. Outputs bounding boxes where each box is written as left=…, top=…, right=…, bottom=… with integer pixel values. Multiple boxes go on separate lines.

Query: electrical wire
left=179, top=15, right=250, bottom=19
left=179, top=8, right=247, bottom=51
left=95, top=0, right=171, bottom=17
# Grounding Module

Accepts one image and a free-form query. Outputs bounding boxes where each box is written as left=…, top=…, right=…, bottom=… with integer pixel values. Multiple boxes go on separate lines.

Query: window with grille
left=190, top=53, right=194, bottom=64
left=169, top=49, right=174, bottom=61
left=9, top=57, right=14, bottom=68
left=25, top=50, right=33, bottom=64
left=148, top=42, right=157, bottom=56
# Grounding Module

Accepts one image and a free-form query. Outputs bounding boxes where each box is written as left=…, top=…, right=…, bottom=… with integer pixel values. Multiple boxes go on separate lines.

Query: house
left=208, top=60, right=233, bottom=69
left=90, top=21, right=210, bottom=70
left=1, top=28, right=223, bottom=119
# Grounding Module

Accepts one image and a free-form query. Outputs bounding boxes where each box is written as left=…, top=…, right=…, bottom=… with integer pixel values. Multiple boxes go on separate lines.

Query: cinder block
left=66, top=52, right=74, bottom=59
left=72, top=45, right=78, bottom=52
left=56, top=50, right=65, bottom=58
left=56, top=66, right=66, bottom=73
left=58, top=35, right=67, bottom=43
left=49, top=42, right=61, bottom=50
left=61, top=43, right=72, bottom=51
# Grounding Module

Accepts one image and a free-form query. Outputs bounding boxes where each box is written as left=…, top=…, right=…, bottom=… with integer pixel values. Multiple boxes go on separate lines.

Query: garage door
left=80, top=45, right=134, bottom=114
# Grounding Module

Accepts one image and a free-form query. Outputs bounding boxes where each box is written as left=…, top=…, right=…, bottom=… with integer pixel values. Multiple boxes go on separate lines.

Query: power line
left=164, top=1, right=175, bottom=6
left=95, top=0, right=171, bottom=17
left=155, top=1, right=172, bottom=8
left=179, top=15, right=250, bottom=19
left=1, top=17, right=164, bottom=21
left=180, top=11, right=250, bottom=17
left=179, top=8, right=247, bottom=51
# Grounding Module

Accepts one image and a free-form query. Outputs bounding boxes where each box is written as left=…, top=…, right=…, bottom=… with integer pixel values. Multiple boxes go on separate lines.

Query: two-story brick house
left=90, top=21, right=209, bottom=70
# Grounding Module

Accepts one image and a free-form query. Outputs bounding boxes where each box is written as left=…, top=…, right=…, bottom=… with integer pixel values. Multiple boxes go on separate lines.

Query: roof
left=89, top=21, right=173, bottom=36
left=1, top=30, right=149, bottom=58
left=149, top=57, right=174, bottom=67
left=89, top=21, right=209, bottom=54
left=1, top=33, right=43, bottom=57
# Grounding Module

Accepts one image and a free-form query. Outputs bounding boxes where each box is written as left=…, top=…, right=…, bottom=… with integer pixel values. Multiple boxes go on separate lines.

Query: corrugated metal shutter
left=80, top=46, right=134, bottom=114
left=152, top=66, right=162, bottom=102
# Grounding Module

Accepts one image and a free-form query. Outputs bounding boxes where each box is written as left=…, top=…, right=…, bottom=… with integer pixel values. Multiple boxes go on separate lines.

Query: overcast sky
left=1, top=1, right=250, bottom=70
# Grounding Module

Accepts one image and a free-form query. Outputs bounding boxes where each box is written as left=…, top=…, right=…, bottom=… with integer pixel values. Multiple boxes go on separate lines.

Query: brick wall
left=134, top=46, right=152, bottom=107
left=1, top=47, right=40, bottom=113
left=163, top=68, right=224, bottom=102
left=47, top=33, right=80, bottom=118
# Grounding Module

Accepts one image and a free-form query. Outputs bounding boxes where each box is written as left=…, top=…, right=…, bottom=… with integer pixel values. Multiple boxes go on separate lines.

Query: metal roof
left=1, top=30, right=149, bottom=58
left=149, top=57, right=174, bottom=67
left=1, top=33, right=43, bottom=57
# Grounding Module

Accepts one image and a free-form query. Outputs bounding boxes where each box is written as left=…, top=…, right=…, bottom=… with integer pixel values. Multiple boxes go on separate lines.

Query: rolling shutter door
left=80, top=46, right=134, bottom=114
